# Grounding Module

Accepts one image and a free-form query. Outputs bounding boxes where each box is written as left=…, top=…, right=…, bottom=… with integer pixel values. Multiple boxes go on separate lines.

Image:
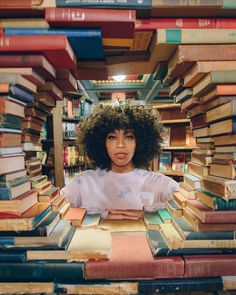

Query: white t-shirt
left=61, top=168, right=178, bottom=217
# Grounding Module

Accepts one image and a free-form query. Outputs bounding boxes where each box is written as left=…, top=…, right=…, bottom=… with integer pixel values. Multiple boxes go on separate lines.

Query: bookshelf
left=41, top=93, right=93, bottom=188
left=152, top=103, right=195, bottom=179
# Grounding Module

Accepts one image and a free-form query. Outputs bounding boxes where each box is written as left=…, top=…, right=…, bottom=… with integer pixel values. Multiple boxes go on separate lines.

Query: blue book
left=56, top=0, right=152, bottom=9
left=5, top=28, right=104, bottom=60
left=139, top=277, right=223, bottom=294
left=0, top=85, right=34, bottom=104
left=0, top=250, right=26, bottom=263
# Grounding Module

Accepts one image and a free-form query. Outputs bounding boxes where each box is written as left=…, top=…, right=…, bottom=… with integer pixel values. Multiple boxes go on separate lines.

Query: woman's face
left=105, top=129, right=136, bottom=173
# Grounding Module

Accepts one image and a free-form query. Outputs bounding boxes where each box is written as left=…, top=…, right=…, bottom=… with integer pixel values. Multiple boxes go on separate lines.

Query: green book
left=158, top=208, right=172, bottom=222
left=143, top=211, right=163, bottom=230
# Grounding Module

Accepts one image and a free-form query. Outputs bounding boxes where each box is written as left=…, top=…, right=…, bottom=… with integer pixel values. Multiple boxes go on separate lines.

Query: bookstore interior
left=2, top=0, right=236, bottom=294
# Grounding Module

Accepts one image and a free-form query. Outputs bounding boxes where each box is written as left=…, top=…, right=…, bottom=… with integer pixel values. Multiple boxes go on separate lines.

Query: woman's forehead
left=108, top=128, right=134, bottom=134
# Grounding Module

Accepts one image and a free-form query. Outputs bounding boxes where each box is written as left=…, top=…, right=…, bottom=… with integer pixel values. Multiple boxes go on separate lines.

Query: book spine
left=0, top=251, right=26, bottom=263
left=0, top=262, right=85, bottom=283
left=0, top=188, right=12, bottom=200
left=56, top=0, right=152, bottom=8
left=158, top=29, right=236, bottom=44
left=139, top=277, right=223, bottom=294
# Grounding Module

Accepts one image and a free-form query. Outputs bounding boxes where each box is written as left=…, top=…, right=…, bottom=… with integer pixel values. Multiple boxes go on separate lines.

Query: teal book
left=143, top=211, right=163, bottom=230
left=0, top=250, right=26, bottom=263
left=0, top=114, right=22, bottom=130
left=172, top=216, right=234, bottom=240
left=197, top=188, right=236, bottom=210
left=158, top=208, right=172, bottom=223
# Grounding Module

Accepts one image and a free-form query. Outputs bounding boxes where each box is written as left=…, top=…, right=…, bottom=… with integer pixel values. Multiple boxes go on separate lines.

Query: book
left=0, top=85, right=34, bottom=104
left=171, top=152, right=185, bottom=172
left=0, top=219, right=71, bottom=248
left=188, top=162, right=209, bottom=178
left=0, top=189, right=37, bottom=215
left=146, top=229, right=236, bottom=257
left=0, top=169, right=26, bottom=183
left=0, top=73, right=36, bottom=93
left=200, top=85, right=236, bottom=105
left=166, top=199, right=182, bottom=217
left=214, top=134, right=236, bottom=146
left=99, top=219, right=146, bottom=234
left=0, top=54, right=56, bottom=80
left=0, top=211, right=60, bottom=237
left=0, top=67, right=45, bottom=86
left=0, top=128, right=22, bottom=147
left=139, top=276, right=223, bottom=294
left=143, top=211, right=163, bottom=230
left=0, top=283, right=54, bottom=295
left=56, top=0, right=152, bottom=9
left=161, top=126, right=170, bottom=147
left=196, top=188, right=236, bottom=210
left=172, top=215, right=235, bottom=240
left=85, top=235, right=184, bottom=279
left=186, top=199, right=236, bottom=224
left=0, top=261, right=84, bottom=283
left=63, top=207, right=87, bottom=227
left=0, top=97, right=25, bottom=118
left=206, top=100, right=236, bottom=123
left=183, top=207, right=236, bottom=232
left=184, top=173, right=202, bottom=190
left=184, top=255, right=236, bottom=278
left=210, top=117, right=236, bottom=136
left=159, top=152, right=172, bottom=172
left=67, top=228, right=111, bottom=260
left=159, top=223, right=236, bottom=249
left=81, top=213, right=101, bottom=228
left=184, top=61, right=236, bottom=87
left=45, top=8, right=135, bottom=42
left=202, top=175, right=236, bottom=200
left=0, top=202, right=51, bottom=231
left=0, top=36, right=77, bottom=69
left=193, top=71, right=236, bottom=97
left=5, top=28, right=104, bottom=61
left=0, top=154, right=25, bottom=175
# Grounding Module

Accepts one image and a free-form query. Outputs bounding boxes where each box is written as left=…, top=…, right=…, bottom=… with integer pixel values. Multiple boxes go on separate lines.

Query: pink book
left=86, top=235, right=184, bottom=279
left=184, top=255, right=236, bottom=277
left=135, top=18, right=216, bottom=30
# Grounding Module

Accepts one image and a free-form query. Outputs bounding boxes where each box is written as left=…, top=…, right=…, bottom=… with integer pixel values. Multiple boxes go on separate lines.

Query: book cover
left=0, top=54, right=56, bottom=80
left=45, top=8, right=136, bottom=40
left=0, top=262, right=84, bottom=283
left=0, top=36, right=77, bottom=69
left=5, top=28, right=104, bottom=60
left=159, top=152, right=172, bottom=171
left=184, top=255, right=236, bottom=278
left=171, top=152, right=185, bottom=172
left=86, top=235, right=184, bottom=279
left=63, top=207, right=87, bottom=227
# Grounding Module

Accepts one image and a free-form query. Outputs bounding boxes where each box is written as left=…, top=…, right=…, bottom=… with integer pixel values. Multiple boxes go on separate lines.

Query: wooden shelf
left=161, top=146, right=194, bottom=150
left=157, top=170, right=184, bottom=176
left=161, top=119, right=190, bottom=124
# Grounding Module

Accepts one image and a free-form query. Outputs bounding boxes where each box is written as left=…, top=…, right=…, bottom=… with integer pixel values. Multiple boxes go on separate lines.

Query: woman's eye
left=126, top=135, right=135, bottom=140
left=108, top=135, right=116, bottom=140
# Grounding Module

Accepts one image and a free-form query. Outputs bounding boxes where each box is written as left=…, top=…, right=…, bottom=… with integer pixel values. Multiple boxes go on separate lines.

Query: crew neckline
left=107, top=168, right=138, bottom=177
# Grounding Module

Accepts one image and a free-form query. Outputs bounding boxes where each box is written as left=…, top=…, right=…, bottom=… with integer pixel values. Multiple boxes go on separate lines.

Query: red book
left=63, top=207, right=87, bottom=227
left=216, top=18, right=236, bottom=28
left=0, top=36, right=77, bottom=69
left=0, top=28, right=3, bottom=36
left=45, top=8, right=135, bottom=40
left=186, top=199, right=236, bottom=224
left=86, top=235, right=184, bottom=279
left=73, top=67, right=108, bottom=80
left=184, top=255, right=236, bottom=278
left=0, top=54, right=56, bottom=80
left=135, top=18, right=216, bottom=30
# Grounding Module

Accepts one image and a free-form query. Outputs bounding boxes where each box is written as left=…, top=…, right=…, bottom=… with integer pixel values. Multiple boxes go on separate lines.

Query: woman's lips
left=115, top=153, right=127, bottom=159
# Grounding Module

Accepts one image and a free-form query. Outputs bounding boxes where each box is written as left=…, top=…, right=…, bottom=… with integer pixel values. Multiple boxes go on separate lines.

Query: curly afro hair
left=76, top=103, right=163, bottom=170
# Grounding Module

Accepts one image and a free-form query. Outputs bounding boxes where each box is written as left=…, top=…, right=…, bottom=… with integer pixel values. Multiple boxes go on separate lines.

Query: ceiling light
left=112, top=75, right=126, bottom=82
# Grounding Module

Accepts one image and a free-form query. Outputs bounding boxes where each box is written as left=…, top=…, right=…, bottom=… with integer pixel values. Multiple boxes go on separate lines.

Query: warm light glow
left=112, top=75, right=126, bottom=82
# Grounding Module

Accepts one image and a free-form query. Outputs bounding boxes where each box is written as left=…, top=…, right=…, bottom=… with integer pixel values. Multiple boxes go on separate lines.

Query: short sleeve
left=60, top=176, right=82, bottom=208
left=142, top=172, right=179, bottom=211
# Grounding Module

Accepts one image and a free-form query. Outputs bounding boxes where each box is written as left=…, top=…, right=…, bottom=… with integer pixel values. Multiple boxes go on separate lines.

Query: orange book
left=0, top=131, right=22, bottom=147
left=200, top=85, right=236, bottom=104
left=63, top=207, right=87, bottom=227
